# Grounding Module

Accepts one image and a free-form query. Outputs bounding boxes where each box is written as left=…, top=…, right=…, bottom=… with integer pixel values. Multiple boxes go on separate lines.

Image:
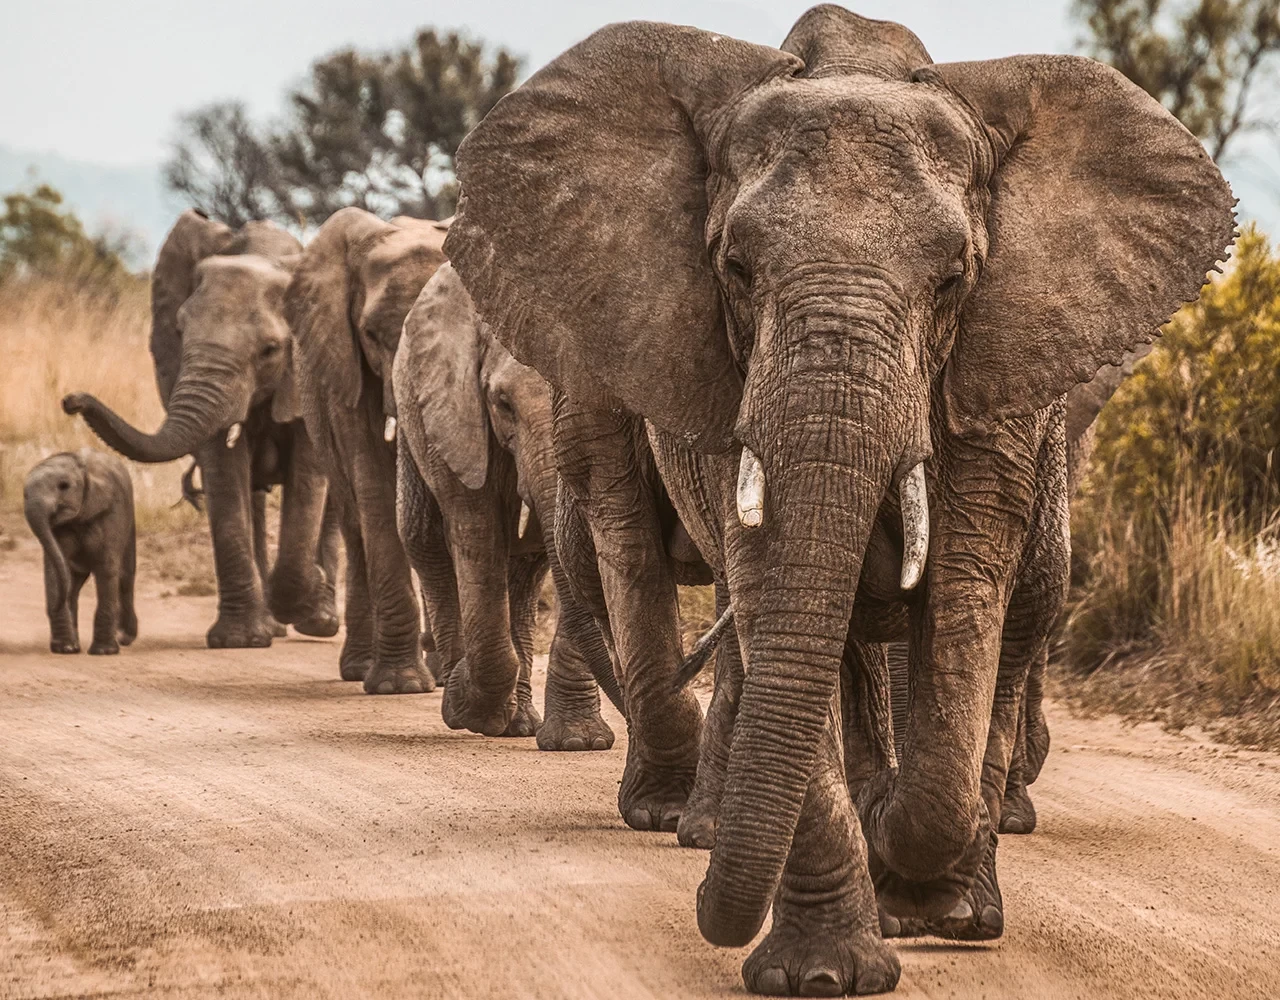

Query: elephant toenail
left=980, top=905, right=1004, bottom=935
left=753, top=967, right=789, bottom=995
left=799, top=968, right=843, bottom=997
left=563, top=737, right=586, bottom=751
left=946, top=899, right=974, bottom=921
left=855, top=971, right=890, bottom=996
left=878, top=912, right=902, bottom=938
left=629, top=808, right=652, bottom=830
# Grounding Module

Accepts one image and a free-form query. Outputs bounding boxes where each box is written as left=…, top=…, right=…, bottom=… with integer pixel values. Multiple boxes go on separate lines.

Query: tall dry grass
left=0, top=275, right=202, bottom=532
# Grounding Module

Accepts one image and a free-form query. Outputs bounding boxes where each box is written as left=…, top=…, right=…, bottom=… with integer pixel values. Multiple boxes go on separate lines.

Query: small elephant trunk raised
left=698, top=365, right=906, bottom=948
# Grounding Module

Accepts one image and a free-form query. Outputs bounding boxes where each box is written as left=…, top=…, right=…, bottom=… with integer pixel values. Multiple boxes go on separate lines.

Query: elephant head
left=445, top=7, right=1234, bottom=947
left=63, top=211, right=303, bottom=463
left=24, top=450, right=118, bottom=610
left=285, top=208, right=448, bottom=440
left=394, top=262, right=556, bottom=539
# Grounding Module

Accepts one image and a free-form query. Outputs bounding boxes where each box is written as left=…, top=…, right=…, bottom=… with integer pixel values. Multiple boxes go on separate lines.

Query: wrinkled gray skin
left=393, top=262, right=625, bottom=745
left=992, top=344, right=1154, bottom=837
left=63, top=212, right=338, bottom=649
left=286, top=208, right=449, bottom=694
left=25, top=450, right=137, bottom=656
left=445, top=7, right=1234, bottom=995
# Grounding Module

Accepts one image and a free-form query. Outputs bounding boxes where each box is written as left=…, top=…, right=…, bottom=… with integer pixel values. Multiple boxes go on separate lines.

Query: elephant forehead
left=187, top=256, right=290, bottom=321
left=727, top=75, right=983, bottom=183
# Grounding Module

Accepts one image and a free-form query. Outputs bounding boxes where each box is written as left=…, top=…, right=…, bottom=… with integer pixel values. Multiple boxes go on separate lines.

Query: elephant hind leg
left=502, top=554, right=546, bottom=738
left=252, top=490, right=286, bottom=638
left=118, top=529, right=138, bottom=646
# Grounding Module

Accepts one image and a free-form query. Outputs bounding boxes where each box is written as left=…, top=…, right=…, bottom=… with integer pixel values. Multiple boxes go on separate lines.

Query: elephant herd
left=38, top=7, right=1235, bottom=996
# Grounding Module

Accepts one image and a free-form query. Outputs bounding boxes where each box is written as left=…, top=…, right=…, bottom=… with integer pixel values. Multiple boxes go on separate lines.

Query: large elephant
left=285, top=208, right=448, bottom=694
left=393, top=262, right=625, bottom=745
left=63, top=211, right=338, bottom=649
left=444, top=7, right=1233, bottom=996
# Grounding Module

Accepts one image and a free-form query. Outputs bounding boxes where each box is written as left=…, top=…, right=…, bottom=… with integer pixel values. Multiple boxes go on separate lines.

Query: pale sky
left=2, top=1, right=1277, bottom=237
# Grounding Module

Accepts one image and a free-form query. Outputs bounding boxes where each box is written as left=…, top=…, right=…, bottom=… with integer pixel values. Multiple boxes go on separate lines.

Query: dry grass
left=0, top=276, right=201, bottom=533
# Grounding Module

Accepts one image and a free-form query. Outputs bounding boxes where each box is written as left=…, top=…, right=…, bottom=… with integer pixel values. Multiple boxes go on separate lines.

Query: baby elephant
left=24, top=450, right=137, bottom=655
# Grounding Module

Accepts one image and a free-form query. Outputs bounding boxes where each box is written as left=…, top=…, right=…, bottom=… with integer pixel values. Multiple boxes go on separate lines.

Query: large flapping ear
left=76, top=450, right=119, bottom=522
left=781, top=4, right=931, bottom=79
left=151, top=211, right=233, bottom=403
left=1064, top=343, right=1154, bottom=445
left=922, top=56, right=1236, bottom=436
left=357, top=227, right=448, bottom=354
left=286, top=208, right=392, bottom=410
left=396, top=263, right=490, bottom=490
left=446, top=22, right=801, bottom=452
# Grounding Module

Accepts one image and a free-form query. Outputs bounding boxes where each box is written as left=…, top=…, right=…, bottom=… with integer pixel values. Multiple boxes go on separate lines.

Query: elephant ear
left=397, top=263, right=490, bottom=490
left=76, top=450, right=119, bottom=522
left=923, top=56, right=1236, bottom=436
left=287, top=208, right=391, bottom=410
left=781, top=4, right=931, bottom=79
left=271, top=339, right=302, bottom=424
left=446, top=22, right=801, bottom=452
left=151, top=211, right=233, bottom=403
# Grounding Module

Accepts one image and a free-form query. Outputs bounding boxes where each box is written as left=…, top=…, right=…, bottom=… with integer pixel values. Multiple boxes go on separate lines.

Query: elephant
left=25, top=449, right=137, bottom=655
left=392, top=262, right=625, bottom=745
left=285, top=208, right=449, bottom=694
left=63, top=211, right=339, bottom=649
left=442, top=7, right=1233, bottom=995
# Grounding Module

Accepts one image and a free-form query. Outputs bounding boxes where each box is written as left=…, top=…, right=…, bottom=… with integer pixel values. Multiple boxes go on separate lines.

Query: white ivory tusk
left=518, top=501, right=531, bottom=539
left=225, top=423, right=241, bottom=449
left=736, top=448, right=765, bottom=529
left=384, top=415, right=397, bottom=443
left=899, top=462, right=930, bottom=591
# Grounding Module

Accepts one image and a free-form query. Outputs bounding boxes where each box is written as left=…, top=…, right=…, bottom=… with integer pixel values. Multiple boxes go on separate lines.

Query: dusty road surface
left=2, top=535, right=1280, bottom=1000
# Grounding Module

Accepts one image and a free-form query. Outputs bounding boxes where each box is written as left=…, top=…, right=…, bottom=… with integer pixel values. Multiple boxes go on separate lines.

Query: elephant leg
left=741, top=692, right=900, bottom=998
left=677, top=580, right=738, bottom=849
left=252, top=490, right=287, bottom=638
left=197, top=439, right=272, bottom=649
left=270, top=429, right=338, bottom=637
left=317, top=496, right=342, bottom=624
left=1001, top=683, right=1038, bottom=836
left=440, top=502, right=521, bottom=736
left=553, top=399, right=702, bottom=832
left=1022, top=644, right=1051, bottom=784
left=397, top=443, right=455, bottom=684
left=504, top=553, right=547, bottom=738
left=338, top=507, right=374, bottom=682
left=537, top=564, right=616, bottom=751
left=88, top=561, right=122, bottom=656
left=118, top=528, right=138, bottom=646
left=45, top=551, right=81, bottom=654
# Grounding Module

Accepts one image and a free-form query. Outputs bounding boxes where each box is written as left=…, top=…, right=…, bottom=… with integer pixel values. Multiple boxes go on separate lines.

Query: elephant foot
left=294, top=609, right=340, bottom=638
left=118, top=610, right=138, bottom=647
left=265, top=614, right=288, bottom=639
left=743, top=904, right=900, bottom=997
left=676, top=787, right=720, bottom=849
left=88, top=639, right=120, bottom=656
left=1000, top=781, right=1038, bottom=835
left=878, top=835, right=1004, bottom=942
left=618, top=742, right=697, bottom=832
left=50, top=638, right=80, bottom=654
left=364, top=657, right=433, bottom=695
left=1025, top=712, right=1051, bottom=785
left=424, top=650, right=447, bottom=686
left=207, top=614, right=274, bottom=649
left=536, top=708, right=614, bottom=751
left=441, top=658, right=516, bottom=735
left=502, top=701, right=542, bottom=738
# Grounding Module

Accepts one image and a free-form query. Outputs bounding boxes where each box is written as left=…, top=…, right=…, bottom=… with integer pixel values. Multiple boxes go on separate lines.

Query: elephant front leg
left=252, top=490, right=287, bottom=638
left=269, top=428, right=339, bottom=638
left=197, top=440, right=273, bottom=649
left=538, top=556, right=615, bottom=752
left=88, top=563, right=123, bottom=656
left=45, top=556, right=81, bottom=654
left=503, top=554, right=547, bottom=738
left=1002, top=646, right=1049, bottom=835
left=742, top=697, right=899, bottom=998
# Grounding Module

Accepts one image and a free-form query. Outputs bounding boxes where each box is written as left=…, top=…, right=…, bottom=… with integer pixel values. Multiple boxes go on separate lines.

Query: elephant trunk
left=64, top=350, right=249, bottom=464
left=24, top=497, right=70, bottom=613
left=697, top=362, right=903, bottom=948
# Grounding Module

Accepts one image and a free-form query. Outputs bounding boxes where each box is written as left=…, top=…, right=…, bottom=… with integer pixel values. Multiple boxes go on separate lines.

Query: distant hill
left=0, top=145, right=177, bottom=265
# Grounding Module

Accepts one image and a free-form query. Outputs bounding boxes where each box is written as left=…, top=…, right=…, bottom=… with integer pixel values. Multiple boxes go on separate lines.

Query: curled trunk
left=25, top=500, right=70, bottom=612
left=66, top=354, right=249, bottom=464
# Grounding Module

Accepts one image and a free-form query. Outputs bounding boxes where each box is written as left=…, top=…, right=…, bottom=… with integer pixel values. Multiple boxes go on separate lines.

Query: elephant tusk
left=899, top=462, right=930, bottom=591
left=736, top=448, right=765, bottom=529
left=518, top=501, right=531, bottom=540
left=384, top=415, right=397, bottom=443
left=225, top=423, right=242, bottom=449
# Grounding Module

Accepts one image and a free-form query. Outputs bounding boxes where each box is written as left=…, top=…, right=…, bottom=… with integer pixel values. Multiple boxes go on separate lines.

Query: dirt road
left=2, top=535, right=1279, bottom=1000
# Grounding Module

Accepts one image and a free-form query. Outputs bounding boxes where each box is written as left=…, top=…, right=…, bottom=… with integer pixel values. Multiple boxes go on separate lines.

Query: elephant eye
left=260, top=342, right=281, bottom=358
left=725, top=251, right=752, bottom=287
left=57, top=480, right=70, bottom=491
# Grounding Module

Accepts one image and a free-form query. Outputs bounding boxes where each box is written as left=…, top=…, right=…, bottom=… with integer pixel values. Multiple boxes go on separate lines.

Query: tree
left=0, top=184, right=134, bottom=290
left=163, top=30, right=519, bottom=228
left=1074, top=0, right=1280, bottom=161
left=164, top=102, right=287, bottom=228
left=273, top=30, right=519, bottom=223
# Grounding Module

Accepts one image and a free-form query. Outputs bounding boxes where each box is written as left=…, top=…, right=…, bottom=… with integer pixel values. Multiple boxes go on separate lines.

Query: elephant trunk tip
left=696, top=878, right=766, bottom=948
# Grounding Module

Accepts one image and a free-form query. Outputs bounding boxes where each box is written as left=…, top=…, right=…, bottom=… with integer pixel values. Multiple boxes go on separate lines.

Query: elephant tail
left=673, top=603, right=735, bottom=690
